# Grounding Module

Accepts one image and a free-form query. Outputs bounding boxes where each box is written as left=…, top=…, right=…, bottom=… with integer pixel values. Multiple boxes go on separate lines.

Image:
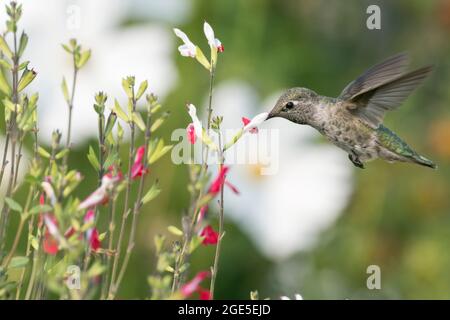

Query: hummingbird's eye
left=285, top=101, right=294, bottom=110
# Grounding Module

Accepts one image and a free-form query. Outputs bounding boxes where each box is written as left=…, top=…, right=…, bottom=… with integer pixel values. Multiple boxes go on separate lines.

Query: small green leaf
left=8, top=256, right=29, bottom=269
left=17, top=68, right=37, bottom=92
left=167, top=225, right=183, bottom=236
left=112, top=99, right=129, bottom=122
left=18, top=31, right=28, bottom=57
left=0, top=69, right=11, bottom=96
left=87, top=145, right=100, bottom=171
left=37, top=146, right=50, bottom=158
left=55, top=148, right=69, bottom=160
left=61, top=77, right=69, bottom=102
left=142, top=182, right=161, bottom=204
left=4, top=197, right=22, bottom=213
left=121, top=78, right=133, bottom=99
left=0, top=35, right=13, bottom=59
left=136, top=80, right=148, bottom=100
left=28, top=204, right=52, bottom=215
left=76, top=49, right=91, bottom=69
left=0, top=59, right=12, bottom=69
left=132, top=112, right=146, bottom=131
left=148, top=139, right=173, bottom=164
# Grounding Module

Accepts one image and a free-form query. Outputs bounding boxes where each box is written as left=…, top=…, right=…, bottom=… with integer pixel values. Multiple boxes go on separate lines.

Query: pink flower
left=198, top=288, right=212, bottom=300
left=207, top=166, right=239, bottom=196
left=84, top=210, right=101, bottom=251
left=43, top=214, right=61, bottom=255
left=173, top=28, right=197, bottom=57
left=181, top=271, right=210, bottom=298
left=208, top=166, right=229, bottom=195
left=200, top=225, right=219, bottom=245
left=187, top=123, right=196, bottom=144
left=78, top=167, right=122, bottom=210
left=242, top=117, right=258, bottom=134
left=131, top=146, right=148, bottom=179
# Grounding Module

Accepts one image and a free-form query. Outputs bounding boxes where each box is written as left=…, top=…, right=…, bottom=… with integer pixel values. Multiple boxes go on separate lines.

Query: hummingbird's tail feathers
left=410, top=154, right=437, bottom=169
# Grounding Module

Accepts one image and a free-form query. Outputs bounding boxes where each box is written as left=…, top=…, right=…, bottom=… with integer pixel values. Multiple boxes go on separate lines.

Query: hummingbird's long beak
left=266, top=112, right=275, bottom=120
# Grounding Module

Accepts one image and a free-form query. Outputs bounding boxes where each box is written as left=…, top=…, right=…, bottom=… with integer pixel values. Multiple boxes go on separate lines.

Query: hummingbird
left=267, top=53, right=436, bottom=169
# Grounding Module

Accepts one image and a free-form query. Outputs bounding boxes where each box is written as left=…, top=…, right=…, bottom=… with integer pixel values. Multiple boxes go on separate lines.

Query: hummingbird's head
left=267, top=87, right=318, bottom=124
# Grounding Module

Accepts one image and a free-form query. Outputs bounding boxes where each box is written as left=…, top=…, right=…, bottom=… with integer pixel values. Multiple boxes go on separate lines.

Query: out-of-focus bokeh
left=2, top=0, right=450, bottom=299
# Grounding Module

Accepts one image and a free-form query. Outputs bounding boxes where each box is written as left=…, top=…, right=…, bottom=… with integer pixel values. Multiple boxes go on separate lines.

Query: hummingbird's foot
left=348, top=154, right=365, bottom=169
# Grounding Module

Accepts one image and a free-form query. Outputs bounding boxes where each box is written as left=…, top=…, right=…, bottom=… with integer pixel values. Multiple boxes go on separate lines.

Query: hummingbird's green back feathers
left=376, top=125, right=437, bottom=169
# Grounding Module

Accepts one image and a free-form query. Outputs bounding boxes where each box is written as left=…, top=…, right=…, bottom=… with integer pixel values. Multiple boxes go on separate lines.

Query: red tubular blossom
left=241, top=117, right=258, bottom=133
left=180, top=271, right=210, bottom=298
left=186, top=123, right=196, bottom=144
left=131, top=145, right=148, bottom=179
left=208, top=166, right=229, bottom=195
left=198, top=288, right=212, bottom=300
left=200, top=225, right=219, bottom=245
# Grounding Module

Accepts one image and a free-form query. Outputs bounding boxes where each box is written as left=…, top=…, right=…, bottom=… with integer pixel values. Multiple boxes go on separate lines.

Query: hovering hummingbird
left=267, top=53, right=436, bottom=169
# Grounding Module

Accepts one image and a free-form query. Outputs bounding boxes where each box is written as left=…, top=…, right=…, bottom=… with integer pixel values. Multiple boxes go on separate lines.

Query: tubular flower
left=180, top=271, right=210, bottom=298
left=173, top=28, right=197, bottom=57
left=84, top=210, right=101, bottom=251
left=198, top=288, right=212, bottom=300
left=203, top=22, right=224, bottom=52
left=199, top=225, right=219, bottom=245
left=187, top=104, right=203, bottom=142
left=131, top=145, right=148, bottom=179
left=186, top=123, right=196, bottom=144
left=243, top=112, right=268, bottom=134
left=43, top=214, right=62, bottom=255
left=78, top=167, right=122, bottom=210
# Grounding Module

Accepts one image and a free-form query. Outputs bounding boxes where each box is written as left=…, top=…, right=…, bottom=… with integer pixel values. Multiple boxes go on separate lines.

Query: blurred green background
left=3, top=0, right=450, bottom=299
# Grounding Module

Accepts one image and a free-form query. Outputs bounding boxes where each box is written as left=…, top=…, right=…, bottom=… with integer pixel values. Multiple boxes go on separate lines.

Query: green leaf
left=112, top=99, right=129, bottom=122
left=61, top=77, right=69, bottom=102
left=61, top=43, right=72, bottom=54
left=55, top=148, right=69, bottom=160
left=18, top=31, right=28, bottom=57
left=76, top=49, right=91, bottom=69
left=18, top=60, right=29, bottom=71
left=189, top=235, right=204, bottom=254
left=8, top=256, right=29, bottom=269
left=0, top=35, right=13, bottom=59
left=142, top=182, right=161, bottom=204
left=0, top=58, right=12, bottom=69
left=87, top=261, right=106, bottom=278
left=87, top=145, right=100, bottom=171
left=28, top=204, right=53, bottom=215
left=121, top=78, right=133, bottom=99
left=17, top=68, right=37, bottom=92
left=0, top=69, right=11, bottom=96
left=4, top=197, right=22, bottom=212
left=167, top=225, right=183, bottom=236
left=136, top=80, right=148, bottom=100
left=148, top=139, right=173, bottom=164
left=37, top=146, right=50, bottom=158
left=132, top=112, right=146, bottom=131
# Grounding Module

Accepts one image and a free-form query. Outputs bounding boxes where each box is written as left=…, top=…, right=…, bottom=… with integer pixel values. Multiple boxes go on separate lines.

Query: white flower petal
left=178, top=44, right=196, bottom=57
left=294, top=294, right=303, bottom=300
left=203, top=21, right=215, bottom=47
left=243, top=112, right=269, bottom=133
left=187, top=104, right=203, bottom=140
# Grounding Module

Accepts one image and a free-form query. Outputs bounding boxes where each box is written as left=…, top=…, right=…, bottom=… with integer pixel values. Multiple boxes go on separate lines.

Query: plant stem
left=209, top=132, right=225, bottom=299
left=0, top=132, right=10, bottom=186
left=110, top=108, right=151, bottom=298
left=65, top=53, right=78, bottom=153
left=2, top=216, right=25, bottom=268
left=171, top=68, right=216, bottom=292
left=108, top=95, right=136, bottom=298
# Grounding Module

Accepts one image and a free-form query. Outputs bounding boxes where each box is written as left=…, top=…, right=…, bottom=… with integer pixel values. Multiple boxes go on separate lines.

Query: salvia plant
left=0, top=1, right=269, bottom=300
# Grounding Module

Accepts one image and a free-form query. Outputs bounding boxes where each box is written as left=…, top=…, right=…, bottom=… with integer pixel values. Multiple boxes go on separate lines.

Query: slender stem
left=171, top=68, right=216, bottom=292
left=108, top=95, right=136, bottom=298
left=65, top=53, right=78, bottom=153
left=209, top=132, right=225, bottom=298
left=109, top=108, right=151, bottom=298
left=0, top=132, right=10, bottom=186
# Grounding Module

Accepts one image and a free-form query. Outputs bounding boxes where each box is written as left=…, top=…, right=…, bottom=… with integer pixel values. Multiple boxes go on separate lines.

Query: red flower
left=217, top=44, right=224, bottom=53
left=78, top=167, right=122, bottom=210
left=131, top=146, right=148, bottom=179
left=208, top=166, right=229, bottom=195
left=43, top=214, right=61, bottom=255
left=186, top=123, right=196, bottom=144
left=198, top=288, right=212, bottom=300
left=84, top=210, right=101, bottom=251
left=207, top=166, right=239, bottom=196
left=241, top=117, right=258, bottom=134
left=181, top=271, right=210, bottom=298
left=200, top=225, right=219, bottom=245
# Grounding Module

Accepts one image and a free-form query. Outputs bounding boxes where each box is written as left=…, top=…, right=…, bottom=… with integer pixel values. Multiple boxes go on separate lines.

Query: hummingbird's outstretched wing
left=339, top=53, right=410, bottom=101
left=339, top=54, right=433, bottom=128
